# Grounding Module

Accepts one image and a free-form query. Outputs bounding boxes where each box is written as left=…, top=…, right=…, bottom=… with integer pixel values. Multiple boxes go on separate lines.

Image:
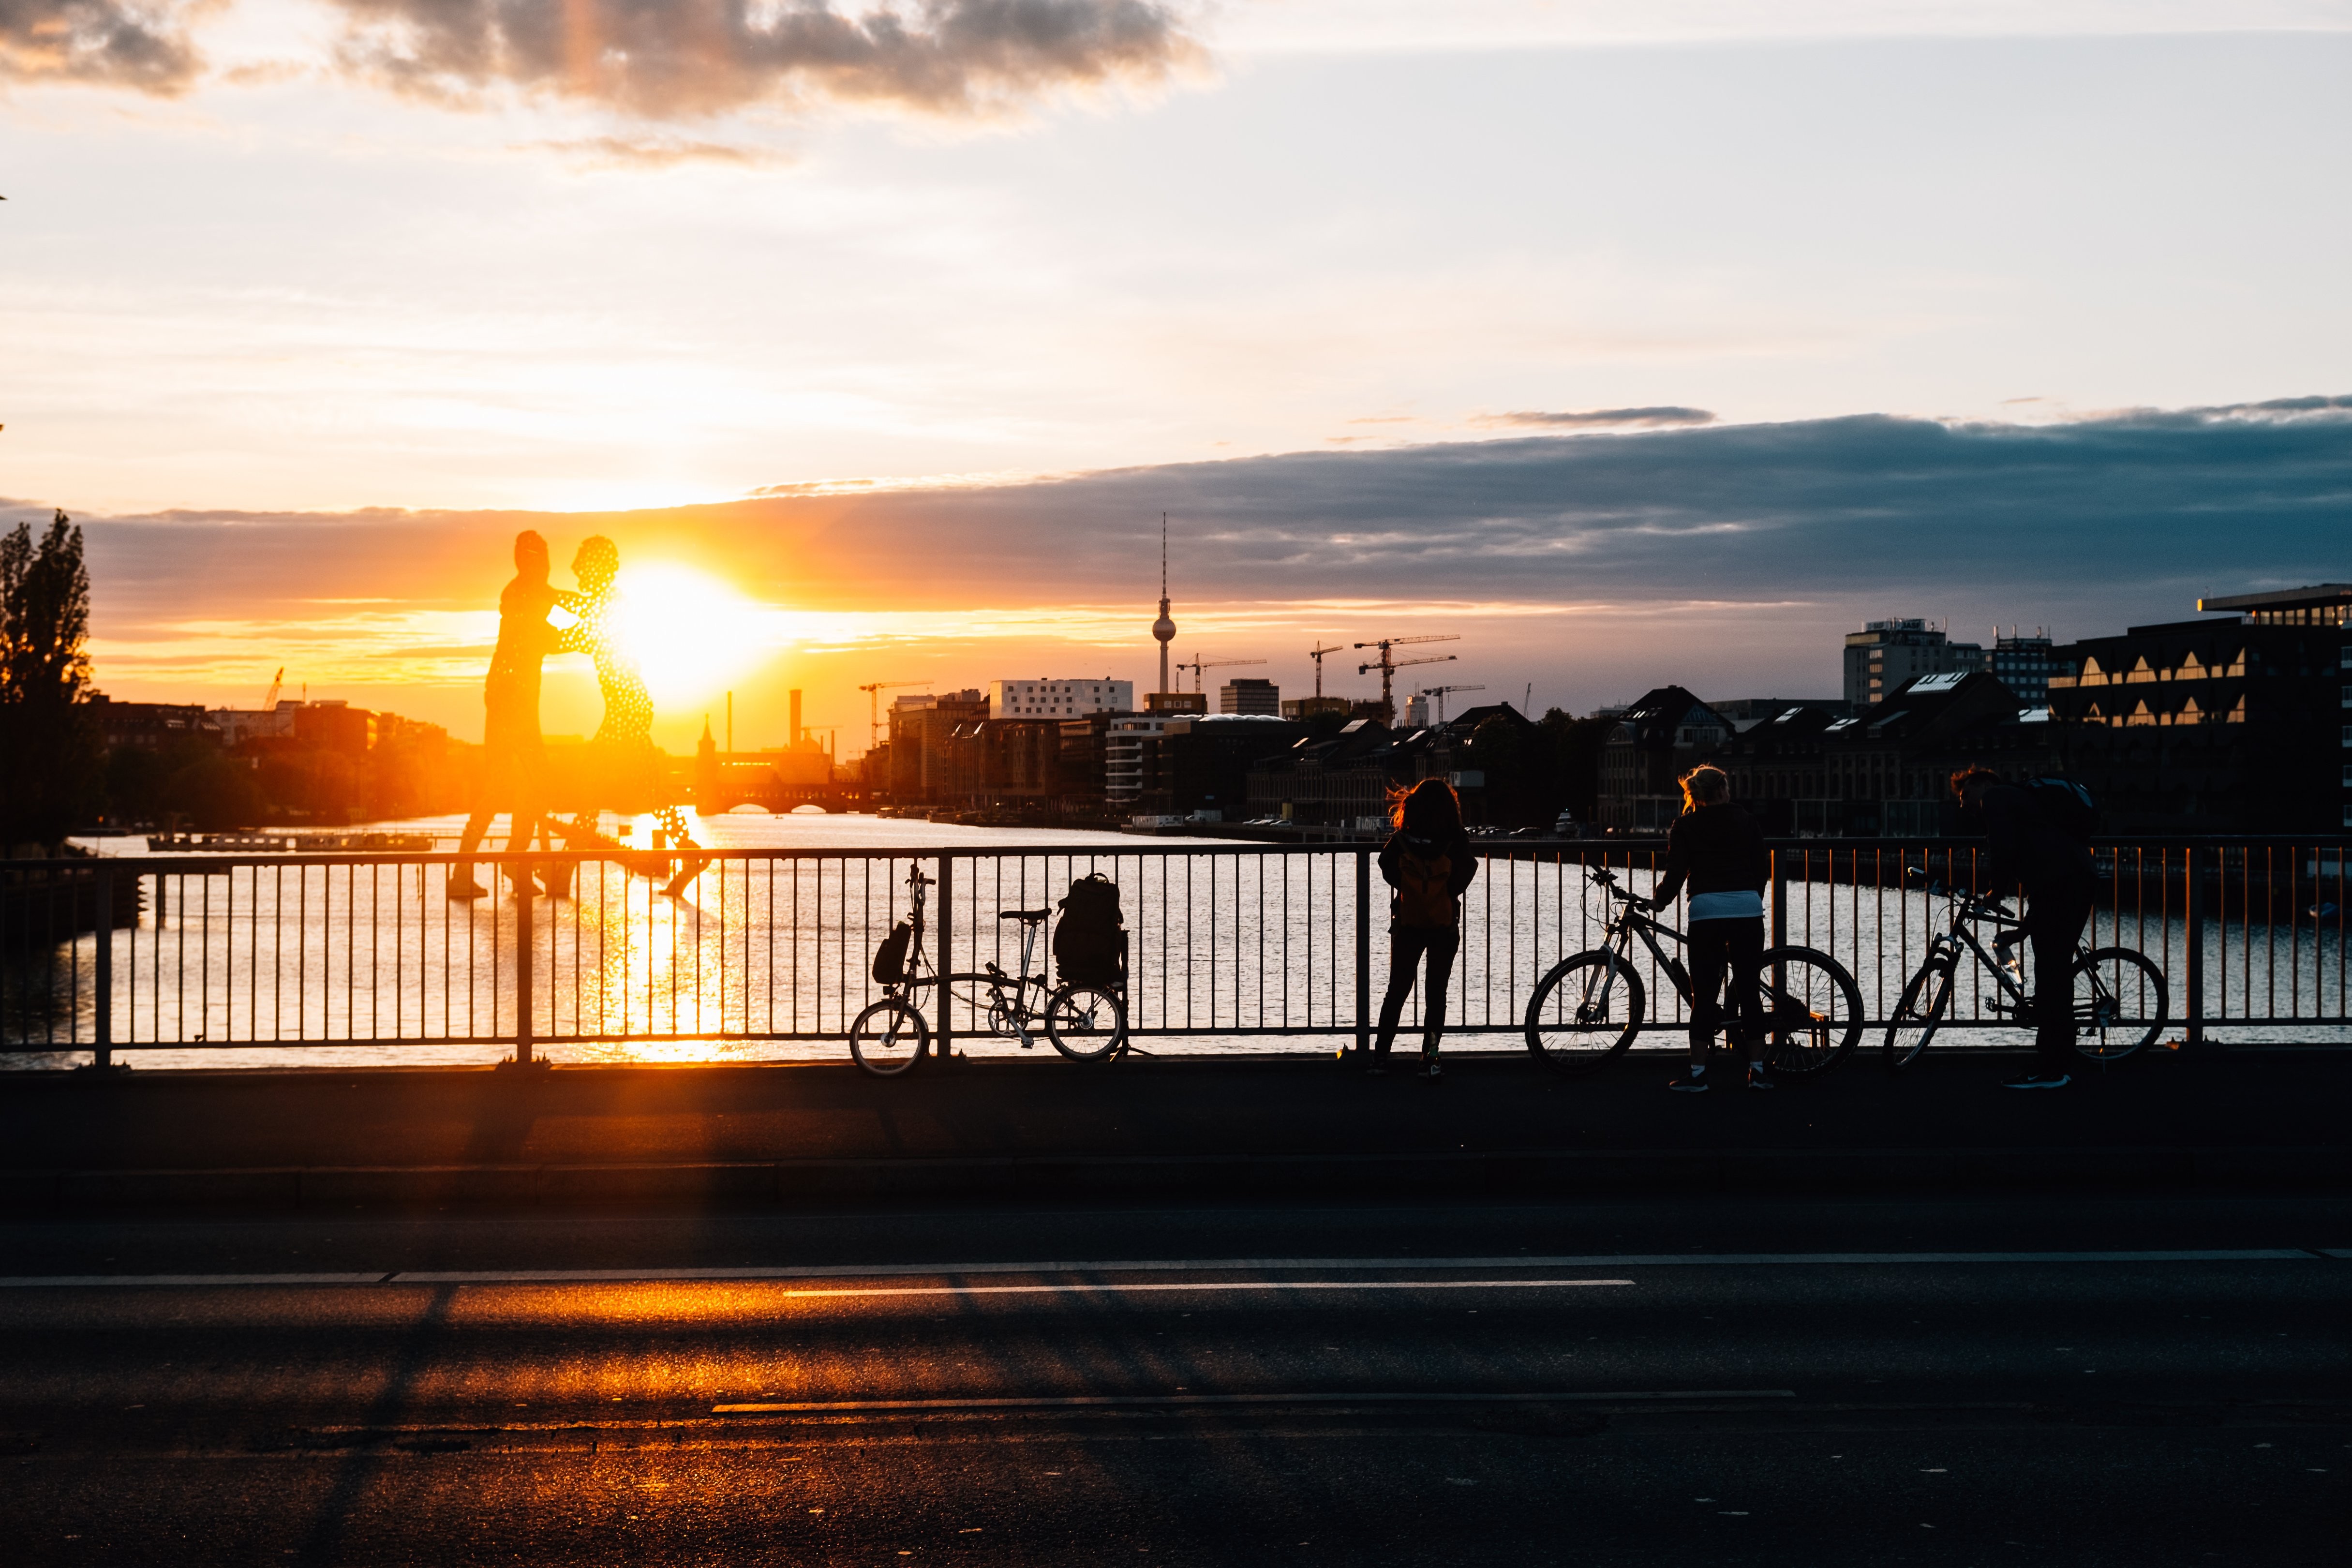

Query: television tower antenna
left=1150, top=512, right=1177, bottom=697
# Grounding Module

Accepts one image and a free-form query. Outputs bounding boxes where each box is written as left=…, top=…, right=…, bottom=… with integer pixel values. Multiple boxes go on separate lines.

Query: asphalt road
left=3, top=1193, right=2346, bottom=1566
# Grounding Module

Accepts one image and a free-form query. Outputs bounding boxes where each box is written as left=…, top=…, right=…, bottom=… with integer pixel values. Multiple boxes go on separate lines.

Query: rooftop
left=2196, top=583, right=2352, bottom=613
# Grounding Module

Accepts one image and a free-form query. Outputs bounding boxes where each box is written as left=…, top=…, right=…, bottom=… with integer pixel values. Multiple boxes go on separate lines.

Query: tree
left=0, top=511, right=103, bottom=852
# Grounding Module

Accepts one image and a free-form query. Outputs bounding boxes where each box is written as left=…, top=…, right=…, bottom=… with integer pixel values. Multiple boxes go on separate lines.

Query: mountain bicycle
left=848, top=864, right=1130, bottom=1077
left=1883, top=872, right=2167, bottom=1069
left=1522, top=866, right=1864, bottom=1075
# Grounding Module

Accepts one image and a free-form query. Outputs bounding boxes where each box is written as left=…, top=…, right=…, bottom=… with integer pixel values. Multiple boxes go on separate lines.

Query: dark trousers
left=1687, top=916, right=1764, bottom=1058
left=2025, top=881, right=2094, bottom=1068
left=1373, top=925, right=1460, bottom=1056
left=454, top=708, right=546, bottom=878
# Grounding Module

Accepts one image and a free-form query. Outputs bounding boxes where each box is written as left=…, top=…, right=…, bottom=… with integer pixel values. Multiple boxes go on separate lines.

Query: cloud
left=328, top=0, right=1206, bottom=119
left=513, top=134, right=792, bottom=168
left=35, top=395, right=2352, bottom=718
left=0, top=0, right=200, bottom=92
left=1473, top=405, right=1717, bottom=430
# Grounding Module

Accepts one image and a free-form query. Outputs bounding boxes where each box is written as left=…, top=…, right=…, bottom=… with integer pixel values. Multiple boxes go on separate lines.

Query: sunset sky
left=5, top=1, right=2350, bottom=750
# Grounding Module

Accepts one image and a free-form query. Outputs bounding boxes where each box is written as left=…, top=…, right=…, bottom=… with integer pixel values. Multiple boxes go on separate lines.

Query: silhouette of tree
left=0, top=511, right=103, bottom=851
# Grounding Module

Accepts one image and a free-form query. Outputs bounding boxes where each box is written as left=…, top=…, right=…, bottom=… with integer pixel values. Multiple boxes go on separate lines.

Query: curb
left=0, top=1145, right=2342, bottom=1212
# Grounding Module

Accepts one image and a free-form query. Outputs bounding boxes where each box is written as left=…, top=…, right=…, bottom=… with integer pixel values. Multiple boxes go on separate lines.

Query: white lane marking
left=687, top=1279, right=1634, bottom=1301
left=0, top=1249, right=2328, bottom=1289
left=711, top=1389, right=1796, bottom=1414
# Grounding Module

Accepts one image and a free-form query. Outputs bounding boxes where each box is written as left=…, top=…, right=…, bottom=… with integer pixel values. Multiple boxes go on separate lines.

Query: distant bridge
left=695, top=760, right=863, bottom=816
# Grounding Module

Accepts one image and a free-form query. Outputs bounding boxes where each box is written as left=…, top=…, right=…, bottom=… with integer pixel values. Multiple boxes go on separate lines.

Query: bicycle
left=1522, top=866, right=1864, bottom=1075
left=1883, top=872, right=2167, bottom=1070
left=848, top=865, right=1130, bottom=1077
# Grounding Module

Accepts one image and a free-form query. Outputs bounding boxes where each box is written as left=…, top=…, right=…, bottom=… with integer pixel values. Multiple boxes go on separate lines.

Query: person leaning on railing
left=1369, top=777, right=1478, bottom=1079
left=1644, top=764, right=1773, bottom=1093
left=1950, top=768, right=2095, bottom=1090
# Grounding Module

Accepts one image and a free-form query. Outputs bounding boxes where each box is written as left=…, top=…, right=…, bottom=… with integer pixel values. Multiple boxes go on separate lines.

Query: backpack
left=2024, top=777, right=2098, bottom=843
left=871, top=920, right=913, bottom=986
left=1054, top=873, right=1127, bottom=987
left=1391, top=842, right=1459, bottom=928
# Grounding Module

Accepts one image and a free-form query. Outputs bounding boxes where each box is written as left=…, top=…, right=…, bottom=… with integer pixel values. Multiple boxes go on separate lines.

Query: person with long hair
left=552, top=536, right=703, bottom=882
left=1645, top=764, right=1773, bottom=1091
left=1370, top=777, right=1478, bottom=1078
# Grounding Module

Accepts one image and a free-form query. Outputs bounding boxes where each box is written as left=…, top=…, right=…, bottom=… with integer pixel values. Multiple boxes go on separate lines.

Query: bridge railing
left=2, top=838, right=2346, bottom=1066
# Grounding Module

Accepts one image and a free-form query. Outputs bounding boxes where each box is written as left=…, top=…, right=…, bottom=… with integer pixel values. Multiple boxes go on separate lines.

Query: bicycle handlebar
left=1905, top=866, right=2009, bottom=919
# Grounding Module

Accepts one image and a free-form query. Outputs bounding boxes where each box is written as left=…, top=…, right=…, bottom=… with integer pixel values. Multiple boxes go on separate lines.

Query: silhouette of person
left=551, top=536, right=704, bottom=887
left=449, top=531, right=567, bottom=900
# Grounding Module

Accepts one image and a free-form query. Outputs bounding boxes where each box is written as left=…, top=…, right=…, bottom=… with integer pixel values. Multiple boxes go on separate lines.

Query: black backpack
left=2024, top=777, right=2098, bottom=842
left=871, top=920, right=913, bottom=986
left=1053, top=873, right=1127, bottom=987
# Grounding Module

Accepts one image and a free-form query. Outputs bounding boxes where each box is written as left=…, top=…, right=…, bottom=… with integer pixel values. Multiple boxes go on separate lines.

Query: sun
left=608, top=562, right=774, bottom=709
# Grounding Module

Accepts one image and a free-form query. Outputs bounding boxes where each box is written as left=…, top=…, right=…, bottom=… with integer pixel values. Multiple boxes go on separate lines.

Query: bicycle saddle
left=998, top=908, right=1052, bottom=923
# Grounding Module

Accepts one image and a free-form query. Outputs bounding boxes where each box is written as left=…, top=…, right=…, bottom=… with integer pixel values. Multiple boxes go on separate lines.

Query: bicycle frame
left=882, top=866, right=1070, bottom=1051
left=1596, top=897, right=1698, bottom=1010
left=1919, top=897, right=2035, bottom=1018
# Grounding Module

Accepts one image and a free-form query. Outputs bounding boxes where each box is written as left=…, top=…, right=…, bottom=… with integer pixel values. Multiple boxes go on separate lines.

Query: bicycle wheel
left=849, top=996, right=929, bottom=1077
left=1045, top=983, right=1128, bottom=1061
left=1523, top=952, right=1644, bottom=1073
left=1884, top=960, right=1952, bottom=1072
left=2069, top=947, right=2167, bottom=1062
left=1753, top=945, right=1863, bottom=1076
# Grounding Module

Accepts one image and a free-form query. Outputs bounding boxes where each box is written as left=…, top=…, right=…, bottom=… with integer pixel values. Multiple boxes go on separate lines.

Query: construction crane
left=857, top=681, right=927, bottom=749
left=1354, top=635, right=1459, bottom=722
left=1174, top=655, right=1267, bottom=695
left=1416, top=684, right=1486, bottom=725
left=1307, top=642, right=1348, bottom=699
left=259, top=667, right=284, bottom=711
left=1352, top=635, right=1458, bottom=720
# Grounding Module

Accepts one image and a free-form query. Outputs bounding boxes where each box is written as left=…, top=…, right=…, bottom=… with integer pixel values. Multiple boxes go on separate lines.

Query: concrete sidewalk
left=1, top=1049, right=2345, bottom=1210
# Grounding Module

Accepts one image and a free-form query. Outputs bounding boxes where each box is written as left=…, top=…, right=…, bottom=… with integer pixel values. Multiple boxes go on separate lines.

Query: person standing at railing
left=1645, top=764, right=1772, bottom=1092
left=1950, top=768, right=2096, bottom=1090
left=450, top=531, right=570, bottom=901
left=1370, top=777, right=1478, bottom=1079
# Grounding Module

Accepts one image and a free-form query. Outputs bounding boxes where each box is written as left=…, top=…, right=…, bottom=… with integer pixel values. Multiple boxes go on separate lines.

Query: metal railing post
left=936, top=854, right=954, bottom=1061
left=513, top=868, right=535, bottom=1066
left=91, top=866, right=114, bottom=1070
left=1770, top=849, right=1787, bottom=949
left=1354, top=848, right=1371, bottom=1057
left=2184, top=844, right=2206, bottom=1052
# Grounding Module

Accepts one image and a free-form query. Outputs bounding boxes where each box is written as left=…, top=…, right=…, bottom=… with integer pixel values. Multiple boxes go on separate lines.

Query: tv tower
left=1150, top=511, right=1176, bottom=696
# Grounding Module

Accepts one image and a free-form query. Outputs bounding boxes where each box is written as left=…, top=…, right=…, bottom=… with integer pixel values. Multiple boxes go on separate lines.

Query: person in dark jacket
left=1952, top=768, right=2097, bottom=1089
left=1370, top=778, right=1478, bottom=1078
left=1645, top=765, right=1773, bottom=1092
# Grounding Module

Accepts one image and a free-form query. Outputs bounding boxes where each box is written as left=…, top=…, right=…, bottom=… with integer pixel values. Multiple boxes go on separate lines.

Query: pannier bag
left=871, top=920, right=913, bottom=986
left=1054, top=873, right=1127, bottom=987
left=2024, top=777, right=2098, bottom=842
